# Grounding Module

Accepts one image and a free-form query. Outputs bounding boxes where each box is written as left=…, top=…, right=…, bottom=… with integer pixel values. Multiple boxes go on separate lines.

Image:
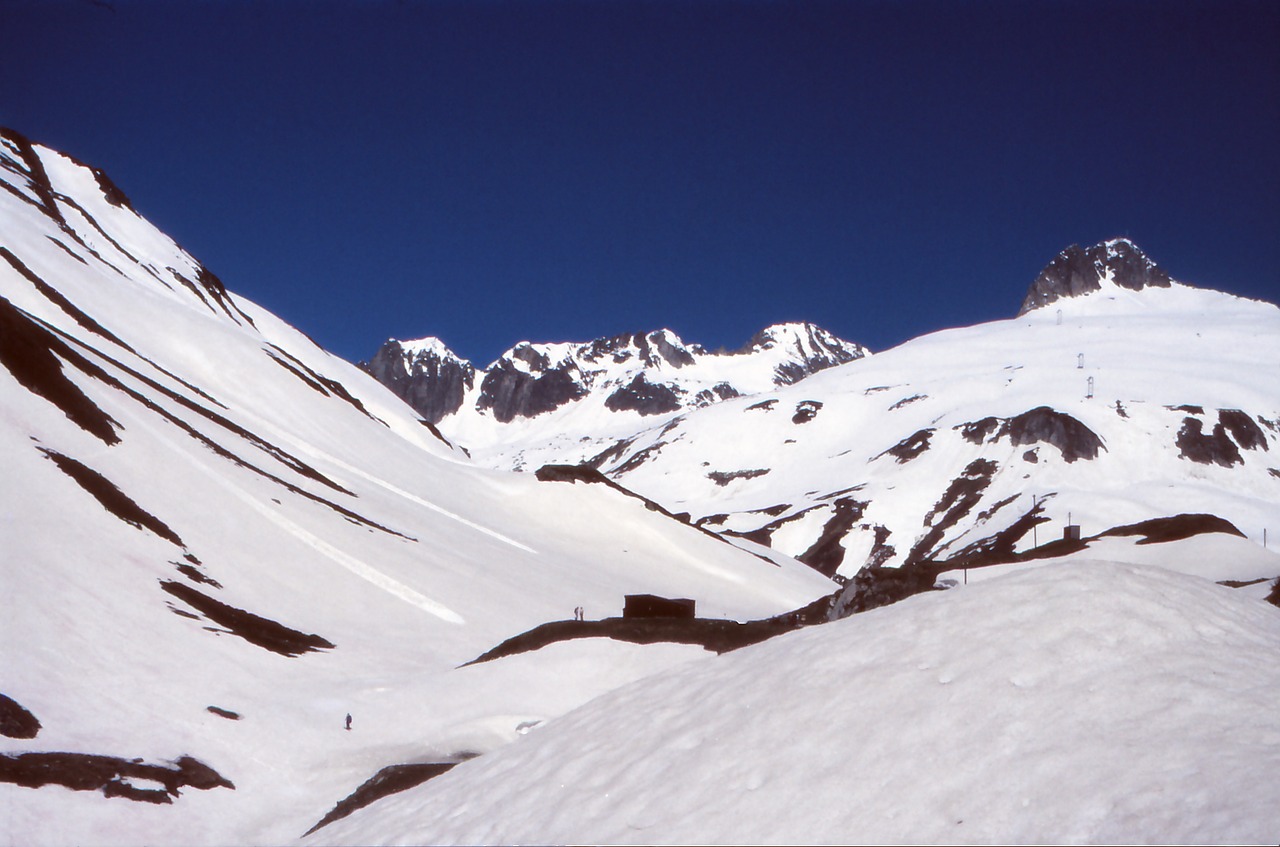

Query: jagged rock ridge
left=364, top=324, right=867, bottom=427
left=1018, top=237, right=1172, bottom=315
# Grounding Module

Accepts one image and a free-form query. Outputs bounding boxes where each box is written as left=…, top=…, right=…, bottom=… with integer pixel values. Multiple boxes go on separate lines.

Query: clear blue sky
left=3, top=0, right=1277, bottom=365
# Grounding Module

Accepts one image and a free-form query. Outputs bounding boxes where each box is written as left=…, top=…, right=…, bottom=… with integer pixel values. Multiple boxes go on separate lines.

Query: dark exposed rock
left=792, top=400, right=823, bottom=423
left=1267, top=578, right=1280, bottom=609
left=360, top=339, right=475, bottom=424
left=693, top=382, right=740, bottom=407
left=889, top=393, right=926, bottom=410
left=161, top=580, right=334, bottom=657
left=0, top=752, right=233, bottom=803
left=1218, top=409, right=1268, bottom=451
left=39, top=448, right=183, bottom=545
left=305, top=761, right=469, bottom=837
left=745, top=398, right=778, bottom=411
left=1007, top=407, right=1104, bottom=462
left=796, top=498, right=867, bottom=577
left=827, top=565, right=941, bottom=619
left=604, top=374, right=682, bottom=416
left=477, top=358, right=586, bottom=422
left=1176, top=417, right=1243, bottom=466
left=0, top=294, right=123, bottom=444
left=1, top=247, right=134, bottom=352
left=206, top=706, right=240, bottom=720
left=960, top=417, right=1002, bottom=445
left=175, top=561, right=221, bottom=588
left=0, top=695, right=40, bottom=739
left=1169, top=404, right=1206, bottom=415
left=907, top=459, right=1000, bottom=564
left=1096, top=513, right=1245, bottom=545
left=707, top=468, right=770, bottom=486
left=1018, top=238, right=1171, bottom=315
left=878, top=429, right=934, bottom=464
left=1022, top=449, right=1038, bottom=463
left=612, top=441, right=667, bottom=474
left=464, top=613, right=813, bottom=667
left=957, top=409, right=1103, bottom=461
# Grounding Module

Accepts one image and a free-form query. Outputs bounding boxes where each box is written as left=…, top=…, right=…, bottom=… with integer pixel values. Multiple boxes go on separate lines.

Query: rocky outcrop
left=476, top=355, right=586, bottom=423
left=604, top=374, right=682, bottom=415
left=364, top=323, right=867, bottom=426
left=1018, top=238, right=1172, bottom=315
left=360, top=339, right=475, bottom=424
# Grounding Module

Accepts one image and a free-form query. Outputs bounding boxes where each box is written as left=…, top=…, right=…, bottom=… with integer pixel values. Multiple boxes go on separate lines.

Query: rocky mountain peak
left=1018, top=238, right=1172, bottom=315
left=359, top=337, right=476, bottom=424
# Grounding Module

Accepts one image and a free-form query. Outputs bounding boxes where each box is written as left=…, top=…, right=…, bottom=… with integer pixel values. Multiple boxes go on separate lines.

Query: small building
left=1063, top=525, right=1082, bottom=542
left=623, top=594, right=696, bottom=619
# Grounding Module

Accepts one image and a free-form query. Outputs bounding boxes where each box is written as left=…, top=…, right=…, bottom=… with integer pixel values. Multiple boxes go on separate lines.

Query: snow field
left=319, top=560, right=1280, bottom=846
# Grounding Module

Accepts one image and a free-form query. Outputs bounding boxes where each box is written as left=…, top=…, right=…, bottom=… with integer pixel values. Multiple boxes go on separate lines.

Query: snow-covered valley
left=3, top=128, right=1279, bottom=845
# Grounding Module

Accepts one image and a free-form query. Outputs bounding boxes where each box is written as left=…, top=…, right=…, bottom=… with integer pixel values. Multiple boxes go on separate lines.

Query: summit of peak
left=1018, top=238, right=1173, bottom=315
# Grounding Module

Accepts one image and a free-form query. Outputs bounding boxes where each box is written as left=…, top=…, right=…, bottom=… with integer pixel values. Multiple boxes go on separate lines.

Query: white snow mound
left=321, top=560, right=1280, bottom=846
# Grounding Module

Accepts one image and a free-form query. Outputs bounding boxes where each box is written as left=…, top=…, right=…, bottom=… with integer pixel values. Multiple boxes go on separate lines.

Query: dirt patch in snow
left=0, top=752, right=233, bottom=804
left=304, top=760, right=469, bottom=837
left=792, top=400, right=822, bottom=423
left=877, top=428, right=934, bottom=463
left=0, top=695, right=41, bottom=739
left=463, top=614, right=815, bottom=666
left=707, top=468, right=770, bottom=486
left=0, top=295, right=122, bottom=444
left=796, top=498, right=868, bottom=577
left=39, top=447, right=183, bottom=545
left=1096, top=513, right=1245, bottom=545
left=1176, top=417, right=1243, bottom=466
left=160, top=580, right=335, bottom=657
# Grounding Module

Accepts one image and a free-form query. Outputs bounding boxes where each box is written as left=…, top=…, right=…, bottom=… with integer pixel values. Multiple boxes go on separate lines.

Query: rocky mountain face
left=1018, top=237, right=1171, bottom=315
left=361, top=337, right=476, bottom=424
left=364, top=323, right=866, bottom=425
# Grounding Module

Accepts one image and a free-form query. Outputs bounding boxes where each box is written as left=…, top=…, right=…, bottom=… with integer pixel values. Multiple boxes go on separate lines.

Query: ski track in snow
left=131, top=409, right=468, bottom=624
left=237, top=407, right=538, bottom=555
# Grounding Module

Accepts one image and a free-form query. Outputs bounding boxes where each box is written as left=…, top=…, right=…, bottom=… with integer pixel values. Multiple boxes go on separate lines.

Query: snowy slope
left=319, top=556, right=1280, bottom=846
left=594, top=249, right=1280, bottom=580
left=363, top=322, right=868, bottom=470
left=0, top=128, right=833, bottom=845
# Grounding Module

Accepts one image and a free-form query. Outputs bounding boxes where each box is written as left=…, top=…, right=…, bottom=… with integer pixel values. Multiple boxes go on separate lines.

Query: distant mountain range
left=365, top=236, right=1280, bottom=583
left=3, top=128, right=1278, bottom=845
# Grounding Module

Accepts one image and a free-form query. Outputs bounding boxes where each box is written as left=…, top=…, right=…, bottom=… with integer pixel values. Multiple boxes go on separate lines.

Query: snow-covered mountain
left=4, top=128, right=1278, bottom=846
left=576, top=239, right=1280, bottom=582
left=0, top=128, right=831, bottom=845
left=362, top=322, right=867, bottom=469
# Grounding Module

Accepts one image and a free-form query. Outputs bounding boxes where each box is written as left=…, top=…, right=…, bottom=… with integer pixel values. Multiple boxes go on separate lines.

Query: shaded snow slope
left=598, top=264, right=1280, bottom=579
left=320, top=558, right=1280, bottom=846
left=0, top=129, right=832, bottom=845
left=362, top=322, right=868, bottom=469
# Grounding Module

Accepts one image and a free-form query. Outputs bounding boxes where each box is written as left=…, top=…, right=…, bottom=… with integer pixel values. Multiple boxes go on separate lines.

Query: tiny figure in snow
left=345, top=713, right=352, bottom=731
left=574, top=606, right=584, bottom=621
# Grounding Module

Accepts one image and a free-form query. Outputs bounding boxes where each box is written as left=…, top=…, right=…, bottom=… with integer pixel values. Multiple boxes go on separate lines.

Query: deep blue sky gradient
left=3, top=0, right=1277, bottom=365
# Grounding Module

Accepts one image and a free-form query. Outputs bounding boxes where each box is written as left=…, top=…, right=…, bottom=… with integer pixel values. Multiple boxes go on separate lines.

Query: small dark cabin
left=1063, top=525, right=1082, bottom=542
left=623, top=594, right=696, bottom=619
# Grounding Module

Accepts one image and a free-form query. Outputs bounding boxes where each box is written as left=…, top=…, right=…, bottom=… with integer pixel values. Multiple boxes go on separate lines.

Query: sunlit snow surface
left=0, top=132, right=831, bottom=845
left=321, top=560, right=1280, bottom=846
left=595, top=279, right=1280, bottom=574
left=3, top=131, right=1278, bottom=846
